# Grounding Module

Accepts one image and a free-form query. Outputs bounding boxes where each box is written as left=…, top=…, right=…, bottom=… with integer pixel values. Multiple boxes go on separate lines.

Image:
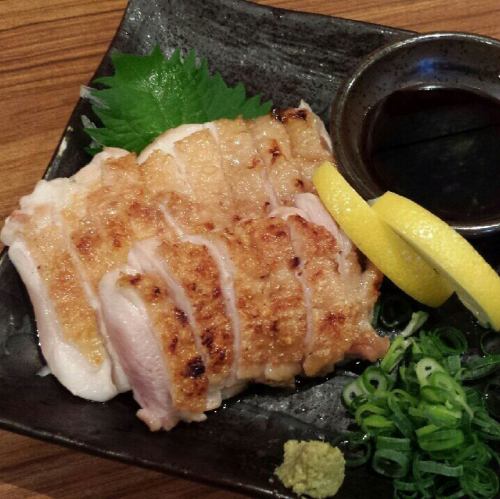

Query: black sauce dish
left=330, top=32, right=500, bottom=237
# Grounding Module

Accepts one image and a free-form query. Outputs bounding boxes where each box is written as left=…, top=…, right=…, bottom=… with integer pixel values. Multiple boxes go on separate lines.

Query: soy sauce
left=363, top=88, right=500, bottom=224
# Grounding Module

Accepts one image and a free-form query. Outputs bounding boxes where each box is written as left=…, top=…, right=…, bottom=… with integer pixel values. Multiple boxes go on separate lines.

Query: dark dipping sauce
left=363, top=87, right=500, bottom=224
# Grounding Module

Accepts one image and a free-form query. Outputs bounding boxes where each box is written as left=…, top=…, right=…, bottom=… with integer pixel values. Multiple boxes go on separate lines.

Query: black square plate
left=1, top=1, right=497, bottom=497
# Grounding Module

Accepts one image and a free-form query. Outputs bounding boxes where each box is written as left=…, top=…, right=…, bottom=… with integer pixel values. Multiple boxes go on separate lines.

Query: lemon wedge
left=313, top=162, right=452, bottom=307
left=372, top=192, right=500, bottom=330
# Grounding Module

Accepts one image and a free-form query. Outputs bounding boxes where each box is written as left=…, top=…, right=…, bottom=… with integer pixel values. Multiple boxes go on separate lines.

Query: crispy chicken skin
left=1, top=105, right=388, bottom=429
left=213, top=217, right=306, bottom=383
left=155, top=240, right=235, bottom=387
left=118, top=272, right=209, bottom=416
left=0, top=149, right=130, bottom=400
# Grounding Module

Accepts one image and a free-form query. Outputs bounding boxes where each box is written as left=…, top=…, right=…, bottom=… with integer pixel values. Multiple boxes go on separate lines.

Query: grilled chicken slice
left=0, top=149, right=130, bottom=400
left=279, top=194, right=388, bottom=376
left=274, top=104, right=332, bottom=187
left=213, top=217, right=307, bottom=383
left=247, top=114, right=304, bottom=207
left=248, top=104, right=332, bottom=206
left=214, top=118, right=273, bottom=218
left=1, top=106, right=389, bottom=431
left=138, top=123, right=234, bottom=230
left=100, top=268, right=209, bottom=430
left=130, top=238, right=241, bottom=401
left=67, top=153, right=173, bottom=287
left=139, top=105, right=330, bottom=222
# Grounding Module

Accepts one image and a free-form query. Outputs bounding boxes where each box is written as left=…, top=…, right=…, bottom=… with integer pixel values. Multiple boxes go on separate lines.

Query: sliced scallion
left=484, top=377, right=500, bottom=419
left=340, top=431, right=372, bottom=467
left=361, top=414, right=395, bottom=435
left=379, top=295, right=413, bottom=329
left=422, top=404, right=461, bottom=428
left=460, top=465, right=499, bottom=499
left=376, top=435, right=412, bottom=452
left=416, top=427, right=465, bottom=451
left=360, top=366, right=393, bottom=393
left=430, top=327, right=467, bottom=355
left=341, top=312, right=500, bottom=499
left=372, top=448, right=410, bottom=477
left=415, top=357, right=445, bottom=386
left=400, top=311, right=429, bottom=338
left=342, top=378, right=367, bottom=407
left=480, top=330, right=500, bottom=355
left=461, top=354, right=500, bottom=381
left=417, top=460, right=463, bottom=477
left=380, top=336, right=411, bottom=373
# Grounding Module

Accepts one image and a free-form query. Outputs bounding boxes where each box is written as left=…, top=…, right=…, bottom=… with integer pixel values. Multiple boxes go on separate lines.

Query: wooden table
left=0, top=1, right=498, bottom=497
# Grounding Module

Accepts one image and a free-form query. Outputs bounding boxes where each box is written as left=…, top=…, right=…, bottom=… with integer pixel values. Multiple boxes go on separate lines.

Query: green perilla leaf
left=84, top=46, right=272, bottom=153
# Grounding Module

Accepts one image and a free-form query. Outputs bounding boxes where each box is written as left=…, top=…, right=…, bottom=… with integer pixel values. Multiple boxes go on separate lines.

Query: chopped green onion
left=376, top=435, right=412, bottom=452
left=361, top=414, right=395, bottom=435
left=453, top=437, right=495, bottom=466
left=415, top=358, right=445, bottom=386
left=400, top=311, right=429, bottom=338
left=428, top=371, right=473, bottom=417
left=389, top=388, right=417, bottom=407
left=444, top=354, right=462, bottom=376
left=460, top=465, right=499, bottom=499
left=484, top=377, right=500, bottom=419
left=407, top=405, right=426, bottom=421
left=371, top=300, right=381, bottom=327
left=417, top=426, right=465, bottom=451
left=472, top=410, right=500, bottom=441
left=393, top=479, right=418, bottom=492
left=342, top=378, right=367, bottom=407
left=435, top=482, right=465, bottom=499
left=355, top=402, right=387, bottom=422
left=342, top=309, right=500, bottom=499
left=420, top=385, right=448, bottom=404
left=398, top=364, right=420, bottom=394
left=416, top=331, right=444, bottom=359
left=411, top=453, right=437, bottom=496
left=417, top=460, right=463, bottom=477
left=394, top=476, right=434, bottom=497
left=379, top=295, right=413, bottom=328
left=380, top=336, right=411, bottom=372
left=464, top=386, right=485, bottom=410
left=387, top=392, right=415, bottom=438
left=372, top=448, right=410, bottom=477
left=461, top=354, right=500, bottom=380
left=360, top=366, right=393, bottom=393
left=429, top=327, right=467, bottom=355
left=410, top=338, right=423, bottom=358
left=340, top=431, right=372, bottom=467
left=422, top=404, right=462, bottom=427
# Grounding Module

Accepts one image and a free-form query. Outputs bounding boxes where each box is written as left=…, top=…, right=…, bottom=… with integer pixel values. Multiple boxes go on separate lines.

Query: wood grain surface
left=0, top=1, right=498, bottom=497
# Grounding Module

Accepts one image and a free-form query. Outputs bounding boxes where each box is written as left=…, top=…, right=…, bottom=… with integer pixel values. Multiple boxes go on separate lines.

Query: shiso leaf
left=84, top=46, right=272, bottom=153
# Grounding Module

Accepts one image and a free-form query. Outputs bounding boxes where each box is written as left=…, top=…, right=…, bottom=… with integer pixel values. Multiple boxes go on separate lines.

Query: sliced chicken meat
left=281, top=194, right=388, bottom=376
left=139, top=124, right=234, bottom=230
left=212, top=217, right=307, bottom=383
left=1, top=106, right=389, bottom=431
left=130, top=238, right=239, bottom=399
left=247, top=113, right=305, bottom=207
left=274, top=106, right=332, bottom=187
left=214, top=118, right=272, bottom=219
left=0, top=149, right=131, bottom=400
left=67, top=153, right=173, bottom=286
left=100, top=268, right=209, bottom=430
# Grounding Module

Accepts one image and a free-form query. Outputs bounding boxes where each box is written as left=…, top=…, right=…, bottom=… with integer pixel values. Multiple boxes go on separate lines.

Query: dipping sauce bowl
left=331, top=32, right=500, bottom=237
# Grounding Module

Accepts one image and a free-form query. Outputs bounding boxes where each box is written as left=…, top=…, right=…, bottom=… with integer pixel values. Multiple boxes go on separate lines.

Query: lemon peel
left=372, top=192, right=500, bottom=330
left=312, top=162, right=452, bottom=307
